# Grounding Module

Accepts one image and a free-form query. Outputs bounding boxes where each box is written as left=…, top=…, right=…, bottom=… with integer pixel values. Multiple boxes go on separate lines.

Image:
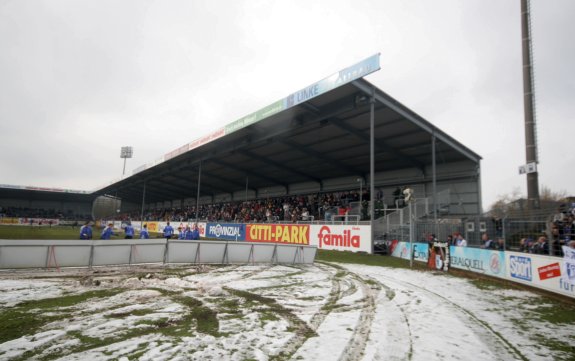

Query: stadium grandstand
left=2, top=54, right=487, bottom=247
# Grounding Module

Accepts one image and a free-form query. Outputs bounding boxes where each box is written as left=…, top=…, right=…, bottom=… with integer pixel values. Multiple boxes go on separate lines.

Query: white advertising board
left=309, top=224, right=372, bottom=253
left=506, top=251, right=574, bottom=298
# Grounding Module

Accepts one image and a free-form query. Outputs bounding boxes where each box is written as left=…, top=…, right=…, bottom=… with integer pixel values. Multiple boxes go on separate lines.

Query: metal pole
left=409, top=201, right=413, bottom=268
left=521, top=0, right=540, bottom=210
left=359, top=179, right=362, bottom=219
left=122, top=157, right=127, bottom=176
left=370, top=87, right=375, bottom=254
left=140, top=181, right=146, bottom=222
left=195, top=161, right=202, bottom=222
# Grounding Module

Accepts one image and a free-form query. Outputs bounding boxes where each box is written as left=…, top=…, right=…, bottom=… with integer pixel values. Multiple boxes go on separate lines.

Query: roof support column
left=195, top=161, right=202, bottom=222
left=140, top=180, right=146, bottom=222
left=370, top=87, right=375, bottom=254
left=245, top=175, right=249, bottom=202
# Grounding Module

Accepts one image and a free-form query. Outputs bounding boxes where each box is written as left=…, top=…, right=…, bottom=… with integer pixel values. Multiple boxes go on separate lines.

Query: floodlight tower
left=120, top=146, right=133, bottom=176
left=520, top=0, right=540, bottom=209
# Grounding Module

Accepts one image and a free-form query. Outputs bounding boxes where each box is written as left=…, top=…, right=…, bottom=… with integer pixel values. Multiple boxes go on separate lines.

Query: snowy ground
left=0, top=262, right=574, bottom=360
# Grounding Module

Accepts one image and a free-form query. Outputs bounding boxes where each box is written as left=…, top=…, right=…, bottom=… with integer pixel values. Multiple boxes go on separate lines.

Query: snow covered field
left=0, top=262, right=573, bottom=360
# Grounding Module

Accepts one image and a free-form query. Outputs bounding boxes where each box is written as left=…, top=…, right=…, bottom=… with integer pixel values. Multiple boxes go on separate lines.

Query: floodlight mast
left=521, top=0, right=540, bottom=209
left=120, top=146, right=133, bottom=176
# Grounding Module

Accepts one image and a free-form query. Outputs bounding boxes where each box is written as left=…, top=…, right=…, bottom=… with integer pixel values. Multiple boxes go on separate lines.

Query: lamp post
left=120, top=146, right=133, bottom=176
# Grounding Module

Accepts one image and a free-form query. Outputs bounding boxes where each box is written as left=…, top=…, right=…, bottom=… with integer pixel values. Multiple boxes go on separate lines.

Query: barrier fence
left=0, top=239, right=317, bottom=269
left=390, top=241, right=575, bottom=299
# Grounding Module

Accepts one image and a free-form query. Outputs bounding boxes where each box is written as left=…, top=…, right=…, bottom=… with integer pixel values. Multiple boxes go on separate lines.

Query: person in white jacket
left=455, top=233, right=467, bottom=247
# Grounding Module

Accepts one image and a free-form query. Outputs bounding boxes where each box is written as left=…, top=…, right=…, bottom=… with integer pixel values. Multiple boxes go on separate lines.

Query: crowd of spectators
left=0, top=206, right=90, bottom=221
left=115, top=189, right=376, bottom=223
left=549, top=203, right=575, bottom=257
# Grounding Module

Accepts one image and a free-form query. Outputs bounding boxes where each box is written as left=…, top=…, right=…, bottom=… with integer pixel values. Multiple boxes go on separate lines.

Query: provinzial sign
left=205, top=223, right=246, bottom=241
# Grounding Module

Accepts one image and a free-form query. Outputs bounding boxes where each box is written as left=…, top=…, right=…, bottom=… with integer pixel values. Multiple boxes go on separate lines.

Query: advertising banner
left=197, top=222, right=207, bottom=237
left=506, top=251, right=575, bottom=298
left=413, top=242, right=429, bottom=263
left=205, top=223, right=246, bottom=241
left=225, top=54, right=380, bottom=135
left=450, top=247, right=506, bottom=279
left=0, top=217, right=19, bottom=224
left=145, top=222, right=161, bottom=233
left=390, top=242, right=428, bottom=262
left=309, top=224, right=372, bottom=253
left=246, top=224, right=310, bottom=245
left=391, top=241, right=410, bottom=260
left=18, top=218, right=60, bottom=226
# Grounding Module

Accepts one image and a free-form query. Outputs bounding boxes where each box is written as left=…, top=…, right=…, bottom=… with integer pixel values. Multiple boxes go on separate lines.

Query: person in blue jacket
left=101, top=223, right=115, bottom=240
left=183, top=225, right=193, bottom=240
left=178, top=225, right=187, bottom=240
left=163, top=222, right=174, bottom=240
left=124, top=223, right=135, bottom=239
left=140, top=224, right=150, bottom=239
left=191, top=224, right=200, bottom=240
left=80, top=221, right=92, bottom=240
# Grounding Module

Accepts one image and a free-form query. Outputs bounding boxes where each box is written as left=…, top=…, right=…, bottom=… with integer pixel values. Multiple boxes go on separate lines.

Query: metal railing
left=373, top=189, right=451, bottom=240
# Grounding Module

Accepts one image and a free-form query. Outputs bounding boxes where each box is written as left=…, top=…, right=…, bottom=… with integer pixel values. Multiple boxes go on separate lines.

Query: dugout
left=92, top=54, right=482, bottom=221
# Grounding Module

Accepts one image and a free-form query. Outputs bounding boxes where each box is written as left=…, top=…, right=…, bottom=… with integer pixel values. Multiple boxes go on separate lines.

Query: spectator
left=496, top=237, right=505, bottom=251
left=100, top=223, right=115, bottom=240
left=79, top=221, right=92, bottom=240
left=446, top=234, right=454, bottom=246
left=455, top=233, right=467, bottom=247
left=301, top=208, right=310, bottom=221
left=519, top=238, right=530, bottom=252
left=140, top=224, right=150, bottom=239
left=480, top=233, right=494, bottom=249
left=532, top=236, right=549, bottom=255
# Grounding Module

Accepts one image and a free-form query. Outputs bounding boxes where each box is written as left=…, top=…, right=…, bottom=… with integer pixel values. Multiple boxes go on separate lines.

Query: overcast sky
left=0, top=0, right=573, bottom=210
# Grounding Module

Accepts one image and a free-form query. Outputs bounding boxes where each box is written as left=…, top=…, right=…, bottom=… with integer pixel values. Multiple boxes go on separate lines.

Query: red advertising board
left=246, top=224, right=309, bottom=245
left=538, top=262, right=561, bottom=280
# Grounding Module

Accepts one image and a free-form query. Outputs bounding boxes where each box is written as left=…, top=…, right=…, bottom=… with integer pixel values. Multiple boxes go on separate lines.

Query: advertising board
left=506, top=250, right=575, bottom=298
left=309, top=224, right=372, bottom=253
left=449, top=247, right=506, bottom=279
left=390, top=242, right=428, bottom=262
left=246, top=224, right=309, bottom=245
left=205, top=223, right=246, bottom=241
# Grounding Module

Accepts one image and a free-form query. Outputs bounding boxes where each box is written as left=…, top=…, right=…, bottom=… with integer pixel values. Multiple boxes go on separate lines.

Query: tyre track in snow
left=344, top=267, right=527, bottom=361
left=300, top=263, right=381, bottom=361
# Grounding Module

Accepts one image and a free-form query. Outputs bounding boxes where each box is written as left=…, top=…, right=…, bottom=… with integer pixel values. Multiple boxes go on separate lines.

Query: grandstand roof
left=0, top=185, right=95, bottom=203
left=94, top=56, right=481, bottom=205
left=94, top=87, right=481, bottom=204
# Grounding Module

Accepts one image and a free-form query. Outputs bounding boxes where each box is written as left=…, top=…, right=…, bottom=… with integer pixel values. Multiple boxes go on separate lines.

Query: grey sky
left=0, top=0, right=573, bottom=209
